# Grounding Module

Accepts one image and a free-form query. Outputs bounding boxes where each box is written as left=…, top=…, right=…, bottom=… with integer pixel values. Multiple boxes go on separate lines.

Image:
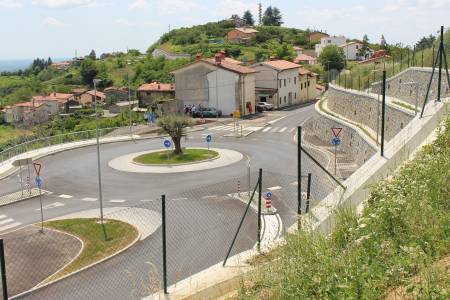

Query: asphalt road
left=0, top=103, right=340, bottom=299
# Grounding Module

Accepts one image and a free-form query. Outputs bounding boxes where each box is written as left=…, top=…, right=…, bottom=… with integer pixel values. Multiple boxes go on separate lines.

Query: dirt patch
left=0, top=225, right=82, bottom=297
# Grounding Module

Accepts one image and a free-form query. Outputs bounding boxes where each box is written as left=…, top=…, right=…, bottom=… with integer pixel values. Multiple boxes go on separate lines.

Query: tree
left=358, top=34, right=370, bottom=59
left=380, top=35, right=387, bottom=49
left=319, top=45, right=345, bottom=71
left=243, top=10, right=255, bottom=26
left=80, top=59, right=98, bottom=85
left=157, top=114, right=194, bottom=155
left=47, top=57, right=53, bottom=66
left=88, top=49, right=97, bottom=60
left=262, top=6, right=283, bottom=26
left=258, top=3, right=262, bottom=25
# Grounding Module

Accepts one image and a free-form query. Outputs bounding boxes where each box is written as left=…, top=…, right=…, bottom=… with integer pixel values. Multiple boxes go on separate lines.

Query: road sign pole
left=0, top=239, right=8, bottom=300
left=334, top=144, right=337, bottom=176
left=19, top=163, right=23, bottom=199
left=297, top=126, right=302, bottom=217
left=257, top=168, right=262, bottom=252
left=39, top=186, right=44, bottom=233
left=27, top=163, right=31, bottom=195
left=161, top=195, right=168, bottom=294
left=381, top=70, right=387, bottom=157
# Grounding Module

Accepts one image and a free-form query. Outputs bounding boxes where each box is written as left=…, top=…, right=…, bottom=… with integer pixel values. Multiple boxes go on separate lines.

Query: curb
left=132, top=148, right=221, bottom=167
left=10, top=220, right=141, bottom=300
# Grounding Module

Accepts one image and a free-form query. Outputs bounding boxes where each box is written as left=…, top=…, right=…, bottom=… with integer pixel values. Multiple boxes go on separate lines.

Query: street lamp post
left=93, top=79, right=105, bottom=231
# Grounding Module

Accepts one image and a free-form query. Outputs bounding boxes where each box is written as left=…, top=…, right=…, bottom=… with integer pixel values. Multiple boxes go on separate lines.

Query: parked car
left=193, top=107, right=222, bottom=118
left=256, top=102, right=274, bottom=112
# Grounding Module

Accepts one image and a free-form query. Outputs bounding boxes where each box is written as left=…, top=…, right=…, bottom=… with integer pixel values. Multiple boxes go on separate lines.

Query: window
left=284, top=79, right=286, bottom=87
left=356, top=45, right=359, bottom=49
left=295, top=93, right=297, bottom=99
left=301, top=83, right=303, bottom=90
left=284, top=96, right=286, bottom=103
left=294, top=77, right=297, bottom=84
left=308, top=81, right=310, bottom=87
left=279, top=97, right=281, bottom=104
left=279, top=80, right=282, bottom=88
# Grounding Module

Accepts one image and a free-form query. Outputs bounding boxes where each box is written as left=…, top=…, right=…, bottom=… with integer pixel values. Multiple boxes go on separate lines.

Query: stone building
left=137, top=82, right=175, bottom=108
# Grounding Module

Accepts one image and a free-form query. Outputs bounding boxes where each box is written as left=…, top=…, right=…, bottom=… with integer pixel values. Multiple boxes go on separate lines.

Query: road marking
left=268, top=116, right=287, bottom=124
left=262, top=127, right=272, bottom=132
left=140, top=199, right=154, bottom=202
left=267, top=186, right=282, bottom=191
left=58, top=194, right=73, bottom=199
left=290, top=181, right=298, bottom=185
left=109, top=199, right=126, bottom=203
left=82, top=197, right=98, bottom=202
left=0, top=215, right=6, bottom=220
left=202, top=195, right=217, bottom=199
left=171, top=197, right=188, bottom=201
left=0, top=218, right=14, bottom=225
left=209, top=125, right=227, bottom=130
left=279, top=127, right=288, bottom=133
left=270, top=127, right=279, bottom=132
left=0, top=222, right=22, bottom=233
left=36, top=202, right=65, bottom=211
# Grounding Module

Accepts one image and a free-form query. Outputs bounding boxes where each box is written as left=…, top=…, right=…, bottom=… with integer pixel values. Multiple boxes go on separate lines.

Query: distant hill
left=0, top=58, right=71, bottom=72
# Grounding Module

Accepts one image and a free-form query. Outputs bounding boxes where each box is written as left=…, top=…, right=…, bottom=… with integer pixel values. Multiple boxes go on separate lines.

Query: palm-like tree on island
left=157, top=114, right=194, bottom=155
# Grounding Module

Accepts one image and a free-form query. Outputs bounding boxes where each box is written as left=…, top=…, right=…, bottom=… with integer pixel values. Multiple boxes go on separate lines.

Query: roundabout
left=108, top=147, right=243, bottom=174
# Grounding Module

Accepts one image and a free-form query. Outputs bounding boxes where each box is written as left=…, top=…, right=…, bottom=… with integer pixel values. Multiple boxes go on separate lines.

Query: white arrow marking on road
left=262, top=127, right=272, bottom=132
left=37, top=202, right=65, bottom=211
left=0, top=222, right=22, bottom=233
left=0, top=218, right=14, bottom=225
left=82, top=197, right=98, bottom=202
left=267, top=186, right=282, bottom=191
left=109, top=200, right=126, bottom=203
left=59, top=194, right=73, bottom=199
left=279, top=127, right=288, bottom=133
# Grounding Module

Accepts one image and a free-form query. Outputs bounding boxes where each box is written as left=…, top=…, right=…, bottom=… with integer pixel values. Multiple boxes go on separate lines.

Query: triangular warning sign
left=33, top=162, right=41, bottom=176
left=331, top=127, right=342, bottom=138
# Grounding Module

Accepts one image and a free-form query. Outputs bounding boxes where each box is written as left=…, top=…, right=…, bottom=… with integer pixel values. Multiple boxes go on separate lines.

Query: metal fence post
left=305, top=173, right=312, bottom=213
left=381, top=70, right=387, bottom=157
left=257, top=168, right=262, bottom=252
left=297, top=126, right=302, bottom=216
left=161, top=195, right=167, bottom=294
left=0, top=239, right=8, bottom=300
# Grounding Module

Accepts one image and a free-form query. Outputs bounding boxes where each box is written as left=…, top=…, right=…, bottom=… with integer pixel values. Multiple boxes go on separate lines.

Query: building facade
left=137, top=82, right=175, bottom=107
left=227, top=27, right=258, bottom=43
left=340, top=42, right=374, bottom=61
left=315, top=36, right=347, bottom=57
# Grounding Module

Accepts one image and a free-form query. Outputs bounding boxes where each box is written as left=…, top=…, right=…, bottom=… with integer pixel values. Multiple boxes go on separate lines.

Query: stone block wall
left=328, top=85, right=414, bottom=142
left=303, top=114, right=376, bottom=167
left=371, top=67, right=450, bottom=107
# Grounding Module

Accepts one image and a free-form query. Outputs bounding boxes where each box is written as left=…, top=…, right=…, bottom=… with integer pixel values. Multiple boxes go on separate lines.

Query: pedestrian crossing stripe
left=0, top=221, right=22, bottom=233
left=262, top=127, right=271, bottom=132
left=279, top=127, right=288, bottom=132
left=270, top=127, right=279, bottom=132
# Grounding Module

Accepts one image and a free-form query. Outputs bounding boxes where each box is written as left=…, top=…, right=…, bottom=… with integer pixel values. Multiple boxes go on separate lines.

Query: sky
left=0, top=0, right=449, bottom=59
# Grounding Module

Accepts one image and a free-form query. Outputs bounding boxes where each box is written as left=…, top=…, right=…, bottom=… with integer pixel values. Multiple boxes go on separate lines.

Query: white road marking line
left=58, top=194, right=73, bottom=199
left=171, top=197, right=188, bottom=201
left=202, top=195, right=217, bottom=199
left=36, top=202, right=65, bottom=211
left=0, top=215, right=6, bottom=220
left=109, top=199, right=126, bottom=203
left=82, top=197, right=98, bottom=202
left=140, top=199, right=154, bottom=202
left=0, top=218, right=14, bottom=225
left=267, top=186, right=282, bottom=191
left=268, top=116, right=287, bottom=124
left=290, top=181, right=298, bottom=185
left=279, top=127, right=288, bottom=133
left=0, top=222, right=22, bottom=232
left=262, top=127, right=272, bottom=132
left=270, top=127, right=279, bottom=132
left=209, top=125, right=226, bottom=130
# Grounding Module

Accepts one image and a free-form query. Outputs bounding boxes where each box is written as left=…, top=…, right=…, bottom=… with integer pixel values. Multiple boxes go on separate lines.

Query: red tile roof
left=234, top=27, right=258, bottom=34
left=260, top=60, right=301, bottom=71
left=204, top=58, right=257, bottom=74
left=138, top=82, right=175, bottom=92
left=32, top=93, right=74, bottom=104
left=294, top=54, right=316, bottom=64
left=86, top=90, right=106, bottom=99
left=15, top=101, right=42, bottom=108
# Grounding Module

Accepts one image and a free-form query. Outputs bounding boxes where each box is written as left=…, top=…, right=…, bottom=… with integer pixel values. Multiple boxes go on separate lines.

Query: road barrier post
left=161, top=195, right=168, bottom=294
left=0, top=239, right=7, bottom=300
left=381, top=70, right=387, bottom=157
left=257, top=168, right=262, bottom=252
left=306, top=173, right=312, bottom=213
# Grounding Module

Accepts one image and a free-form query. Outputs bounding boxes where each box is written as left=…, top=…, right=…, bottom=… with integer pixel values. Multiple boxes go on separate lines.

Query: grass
left=0, top=124, right=32, bottom=145
left=44, top=218, right=138, bottom=281
left=133, top=148, right=219, bottom=165
left=237, top=117, right=450, bottom=299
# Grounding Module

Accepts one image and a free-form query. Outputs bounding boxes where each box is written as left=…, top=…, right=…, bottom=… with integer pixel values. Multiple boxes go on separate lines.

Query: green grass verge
left=238, top=117, right=450, bottom=299
left=133, top=148, right=219, bottom=165
left=44, top=218, right=138, bottom=281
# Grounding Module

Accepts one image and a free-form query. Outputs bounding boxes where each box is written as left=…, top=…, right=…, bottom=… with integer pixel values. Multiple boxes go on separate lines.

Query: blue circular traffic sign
left=206, top=134, right=212, bottom=143
left=266, top=191, right=273, bottom=199
left=35, top=176, right=42, bottom=188
left=164, top=139, right=172, bottom=148
left=331, top=137, right=341, bottom=146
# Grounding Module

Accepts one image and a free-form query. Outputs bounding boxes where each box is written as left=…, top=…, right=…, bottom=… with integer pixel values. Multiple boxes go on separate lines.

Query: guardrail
left=0, top=127, right=125, bottom=164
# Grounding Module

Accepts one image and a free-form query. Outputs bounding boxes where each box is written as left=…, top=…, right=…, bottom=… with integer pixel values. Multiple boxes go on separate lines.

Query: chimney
left=219, top=50, right=226, bottom=59
left=53, top=92, right=56, bottom=96
left=215, top=53, right=222, bottom=65
left=196, top=53, right=203, bottom=60
left=158, top=85, right=161, bottom=90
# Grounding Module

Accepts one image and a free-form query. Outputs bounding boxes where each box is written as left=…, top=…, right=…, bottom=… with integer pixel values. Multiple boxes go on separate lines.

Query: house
left=79, top=90, right=106, bottom=107
left=251, top=59, right=302, bottom=108
left=298, top=68, right=317, bottom=102
left=51, top=61, right=72, bottom=70
left=339, top=41, right=374, bottom=61
left=104, top=87, right=130, bottom=105
left=294, top=54, right=317, bottom=65
left=3, top=101, right=55, bottom=125
left=293, top=46, right=304, bottom=56
left=152, top=48, right=191, bottom=60
left=32, top=93, right=76, bottom=114
left=227, top=27, right=258, bottom=43
left=359, top=49, right=390, bottom=65
left=137, top=82, right=175, bottom=107
left=315, top=36, right=347, bottom=57
left=171, top=52, right=257, bottom=116
left=309, top=31, right=329, bottom=43
left=109, top=100, right=139, bottom=114
left=72, top=88, right=87, bottom=101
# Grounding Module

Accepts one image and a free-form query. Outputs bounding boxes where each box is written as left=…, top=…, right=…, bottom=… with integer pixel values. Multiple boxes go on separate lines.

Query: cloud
left=0, top=0, right=23, bottom=7
left=43, top=16, right=69, bottom=27
left=129, top=0, right=148, bottom=10
left=115, top=18, right=136, bottom=27
left=32, top=0, right=97, bottom=8
left=214, top=0, right=258, bottom=18
left=158, top=0, right=200, bottom=14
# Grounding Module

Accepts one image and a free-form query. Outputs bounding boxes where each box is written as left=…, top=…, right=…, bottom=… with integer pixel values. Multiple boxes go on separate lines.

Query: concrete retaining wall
left=303, top=114, right=376, bottom=167
left=371, top=67, right=450, bottom=107
left=328, top=84, right=414, bottom=141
